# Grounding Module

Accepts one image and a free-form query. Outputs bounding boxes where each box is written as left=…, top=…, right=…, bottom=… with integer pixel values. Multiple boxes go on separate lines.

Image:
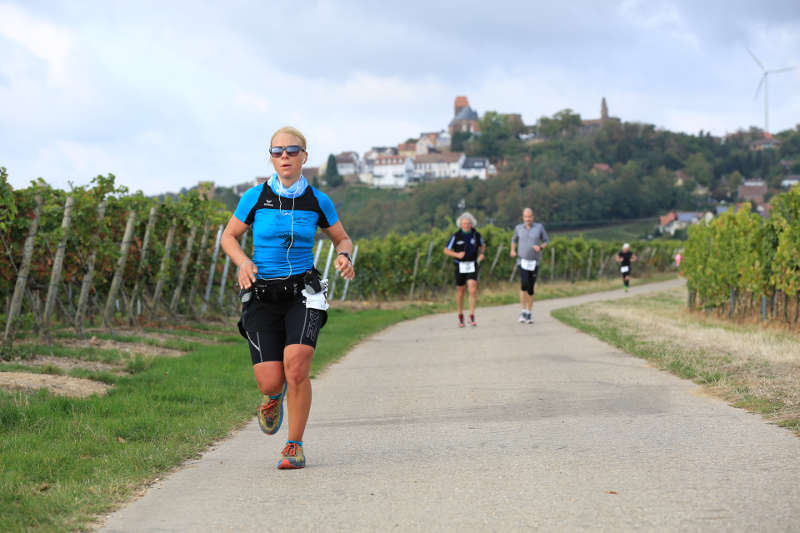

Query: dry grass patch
left=21, top=355, right=127, bottom=375
left=0, top=371, right=111, bottom=397
left=556, top=287, right=800, bottom=432
left=59, top=336, right=185, bottom=358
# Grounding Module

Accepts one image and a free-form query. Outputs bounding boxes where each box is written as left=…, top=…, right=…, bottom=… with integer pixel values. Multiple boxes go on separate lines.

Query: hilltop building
left=749, top=133, right=781, bottom=151
left=449, top=96, right=480, bottom=135
left=737, top=179, right=767, bottom=204
left=581, top=97, right=619, bottom=135
left=335, top=151, right=359, bottom=176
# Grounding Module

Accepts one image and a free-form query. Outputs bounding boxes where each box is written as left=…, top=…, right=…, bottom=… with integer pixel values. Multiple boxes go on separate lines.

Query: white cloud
left=1, top=0, right=799, bottom=194
left=0, top=2, right=74, bottom=84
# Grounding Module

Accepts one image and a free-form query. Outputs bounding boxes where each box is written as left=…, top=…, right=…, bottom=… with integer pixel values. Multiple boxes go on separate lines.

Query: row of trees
left=681, top=187, right=800, bottom=324
left=316, top=113, right=800, bottom=239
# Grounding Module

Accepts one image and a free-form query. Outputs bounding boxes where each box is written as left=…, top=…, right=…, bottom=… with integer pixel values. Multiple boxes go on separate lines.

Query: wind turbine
left=747, top=48, right=794, bottom=133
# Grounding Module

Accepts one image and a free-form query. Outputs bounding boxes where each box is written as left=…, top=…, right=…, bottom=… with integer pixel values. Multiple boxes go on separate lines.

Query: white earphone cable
left=276, top=189, right=295, bottom=281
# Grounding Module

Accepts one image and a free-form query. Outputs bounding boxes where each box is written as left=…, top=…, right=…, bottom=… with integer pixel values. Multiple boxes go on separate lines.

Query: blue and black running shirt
left=233, top=176, right=338, bottom=279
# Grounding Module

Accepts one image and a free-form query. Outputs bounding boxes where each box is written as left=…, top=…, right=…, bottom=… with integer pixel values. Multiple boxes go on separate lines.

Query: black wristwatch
left=337, top=251, right=352, bottom=263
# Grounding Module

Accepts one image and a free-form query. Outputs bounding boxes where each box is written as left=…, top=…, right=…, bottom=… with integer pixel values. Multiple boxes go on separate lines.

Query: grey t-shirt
left=512, top=222, right=549, bottom=262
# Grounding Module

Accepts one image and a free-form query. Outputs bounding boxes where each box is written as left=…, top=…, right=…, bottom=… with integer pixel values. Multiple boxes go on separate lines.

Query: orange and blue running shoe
left=277, top=440, right=305, bottom=469
left=257, top=382, right=286, bottom=435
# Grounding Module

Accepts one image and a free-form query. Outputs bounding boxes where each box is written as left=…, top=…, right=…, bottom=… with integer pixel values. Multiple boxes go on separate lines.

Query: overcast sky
left=2, top=0, right=799, bottom=194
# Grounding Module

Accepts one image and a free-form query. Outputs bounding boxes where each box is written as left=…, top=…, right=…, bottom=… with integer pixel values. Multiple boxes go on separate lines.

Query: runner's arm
left=444, top=235, right=464, bottom=259
left=321, top=221, right=355, bottom=280
left=221, top=215, right=257, bottom=289
left=534, top=226, right=549, bottom=252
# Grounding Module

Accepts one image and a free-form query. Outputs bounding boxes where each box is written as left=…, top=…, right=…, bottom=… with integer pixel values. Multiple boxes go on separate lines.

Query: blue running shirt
left=233, top=176, right=339, bottom=278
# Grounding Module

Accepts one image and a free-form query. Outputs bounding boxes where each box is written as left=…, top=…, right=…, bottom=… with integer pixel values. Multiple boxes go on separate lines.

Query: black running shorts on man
left=618, top=250, right=633, bottom=277
left=518, top=265, right=538, bottom=295
left=446, top=228, right=483, bottom=286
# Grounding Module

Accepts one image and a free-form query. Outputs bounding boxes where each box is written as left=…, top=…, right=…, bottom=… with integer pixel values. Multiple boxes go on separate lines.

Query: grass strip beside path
left=0, top=306, right=439, bottom=533
left=552, top=287, right=800, bottom=437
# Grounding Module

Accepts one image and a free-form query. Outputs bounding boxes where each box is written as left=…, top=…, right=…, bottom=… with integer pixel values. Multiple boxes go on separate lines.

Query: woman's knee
left=253, top=362, right=284, bottom=395
left=283, top=345, right=313, bottom=385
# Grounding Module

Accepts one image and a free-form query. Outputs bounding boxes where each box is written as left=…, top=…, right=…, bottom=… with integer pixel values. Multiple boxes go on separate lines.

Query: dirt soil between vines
left=58, top=337, right=186, bottom=358
left=0, top=372, right=111, bottom=398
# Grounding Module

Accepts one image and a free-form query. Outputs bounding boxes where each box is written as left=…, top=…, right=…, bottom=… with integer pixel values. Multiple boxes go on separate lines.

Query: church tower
left=601, top=97, right=608, bottom=121
left=454, top=96, right=469, bottom=117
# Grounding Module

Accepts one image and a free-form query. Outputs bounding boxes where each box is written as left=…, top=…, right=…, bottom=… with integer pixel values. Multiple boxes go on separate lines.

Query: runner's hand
left=533, top=245, right=541, bottom=252
left=334, top=254, right=355, bottom=280
left=478, top=253, right=485, bottom=263
left=455, top=251, right=465, bottom=259
left=510, top=250, right=517, bottom=258
left=238, top=260, right=257, bottom=289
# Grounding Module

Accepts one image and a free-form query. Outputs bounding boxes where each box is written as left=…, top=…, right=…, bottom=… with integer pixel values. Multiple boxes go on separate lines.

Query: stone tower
left=454, top=96, right=469, bottom=117
left=601, top=97, right=608, bottom=121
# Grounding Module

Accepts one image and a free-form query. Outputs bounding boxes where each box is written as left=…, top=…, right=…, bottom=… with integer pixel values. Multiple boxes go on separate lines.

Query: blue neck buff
left=269, top=173, right=308, bottom=199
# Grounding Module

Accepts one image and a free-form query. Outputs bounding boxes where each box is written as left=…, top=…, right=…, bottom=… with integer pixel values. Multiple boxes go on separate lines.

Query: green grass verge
left=552, top=296, right=799, bottom=437
left=0, top=306, right=440, bottom=533
left=551, top=217, right=659, bottom=241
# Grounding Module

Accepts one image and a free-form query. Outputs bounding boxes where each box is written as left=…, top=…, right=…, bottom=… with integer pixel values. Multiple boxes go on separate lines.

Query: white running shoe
left=527, top=312, right=533, bottom=324
left=518, top=311, right=526, bottom=323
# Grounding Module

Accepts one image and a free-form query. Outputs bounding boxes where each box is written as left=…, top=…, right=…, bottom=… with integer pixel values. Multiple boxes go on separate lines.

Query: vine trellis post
left=128, top=205, right=158, bottom=324
left=151, top=221, right=177, bottom=318
left=75, top=199, right=107, bottom=334
left=41, top=196, right=75, bottom=341
left=104, top=210, right=137, bottom=332
left=2, top=195, right=42, bottom=352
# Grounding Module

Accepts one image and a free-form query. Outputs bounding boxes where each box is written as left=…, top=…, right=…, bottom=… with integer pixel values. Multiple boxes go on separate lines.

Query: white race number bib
left=620, top=265, right=630, bottom=274
left=302, top=279, right=329, bottom=311
left=520, top=259, right=538, bottom=271
left=458, top=261, right=476, bottom=274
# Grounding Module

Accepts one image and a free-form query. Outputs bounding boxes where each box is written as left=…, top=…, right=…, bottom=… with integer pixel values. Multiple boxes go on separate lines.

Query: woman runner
left=221, top=126, right=355, bottom=469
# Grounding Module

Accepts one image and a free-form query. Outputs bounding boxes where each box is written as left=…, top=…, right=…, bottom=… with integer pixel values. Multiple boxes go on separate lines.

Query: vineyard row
left=0, top=173, right=680, bottom=349
left=681, top=186, right=800, bottom=326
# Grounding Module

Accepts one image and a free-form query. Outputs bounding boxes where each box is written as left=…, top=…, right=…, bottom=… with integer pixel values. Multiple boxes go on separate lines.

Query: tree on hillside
left=325, top=154, right=343, bottom=188
left=536, top=109, right=583, bottom=139
left=684, top=152, right=714, bottom=187
left=451, top=131, right=471, bottom=152
left=472, top=111, right=518, bottom=162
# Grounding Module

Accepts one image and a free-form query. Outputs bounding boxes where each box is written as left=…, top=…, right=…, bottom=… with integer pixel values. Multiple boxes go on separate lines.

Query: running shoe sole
left=277, top=458, right=305, bottom=469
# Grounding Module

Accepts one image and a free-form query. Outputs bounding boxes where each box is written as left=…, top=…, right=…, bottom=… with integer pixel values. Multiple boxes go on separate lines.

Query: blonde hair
left=458, top=212, right=477, bottom=227
left=270, top=126, right=307, bottom=150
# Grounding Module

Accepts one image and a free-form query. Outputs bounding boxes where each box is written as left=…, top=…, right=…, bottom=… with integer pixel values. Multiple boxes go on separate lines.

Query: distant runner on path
left=444, top=212, right=485, bottom=327
left=221, top=126, right=355, bottom=470
left=510, top=207, right=549, bottom=324
left=616, top=243, right=637, bottom=292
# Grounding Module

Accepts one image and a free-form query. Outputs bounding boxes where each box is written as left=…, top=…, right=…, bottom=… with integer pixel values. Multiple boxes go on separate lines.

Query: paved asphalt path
left=100, top=278, right=800, bottom=532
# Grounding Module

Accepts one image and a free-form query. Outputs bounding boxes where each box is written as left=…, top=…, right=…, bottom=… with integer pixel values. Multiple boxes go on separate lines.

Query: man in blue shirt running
left=221, top=126, right=355, bottom=470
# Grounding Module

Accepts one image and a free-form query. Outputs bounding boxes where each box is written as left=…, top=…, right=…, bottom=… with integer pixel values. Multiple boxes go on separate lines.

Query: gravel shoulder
left=98, top=278, right=800, bottom=532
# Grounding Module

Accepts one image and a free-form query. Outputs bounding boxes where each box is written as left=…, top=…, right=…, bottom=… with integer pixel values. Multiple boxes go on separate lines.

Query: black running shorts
left=239, top=297, right=327, bottom=365
left=454, top=264, right=479, bottom=286
left=518, top=265, right=538, bottom=295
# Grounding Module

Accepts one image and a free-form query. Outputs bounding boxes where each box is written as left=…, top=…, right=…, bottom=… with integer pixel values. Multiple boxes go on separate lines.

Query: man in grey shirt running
left=510, top=207, right=549, bottom=324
